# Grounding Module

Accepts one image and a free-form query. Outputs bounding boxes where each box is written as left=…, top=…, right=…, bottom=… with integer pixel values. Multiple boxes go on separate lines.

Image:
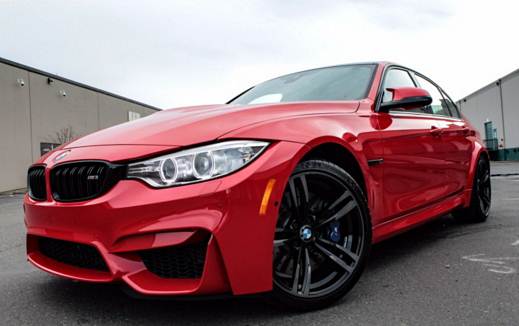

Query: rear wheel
left=453, top=156, right=491, bottom=223
left=271, top=160, right=371, bottom=310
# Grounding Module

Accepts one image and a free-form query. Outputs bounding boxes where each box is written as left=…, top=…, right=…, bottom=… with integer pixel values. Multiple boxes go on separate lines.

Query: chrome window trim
left=387, top=110, right=464, bottom=122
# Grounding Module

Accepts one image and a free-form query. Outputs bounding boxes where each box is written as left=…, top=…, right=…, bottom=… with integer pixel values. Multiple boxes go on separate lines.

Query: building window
left=40, top=143, right=61, bottom=156
left=128, top=111, right=141, bottom=121
left=484, top=121, right=498, bottom=151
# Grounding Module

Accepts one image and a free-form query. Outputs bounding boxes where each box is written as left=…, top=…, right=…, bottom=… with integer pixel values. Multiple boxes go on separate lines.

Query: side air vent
left=139, top=239, right=209, bottom=279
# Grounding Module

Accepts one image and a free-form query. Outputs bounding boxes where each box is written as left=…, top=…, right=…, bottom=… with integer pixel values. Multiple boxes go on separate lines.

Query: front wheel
left=270, top=160, right=371, bottom=310
left=453, top=156, right=491, bottom=223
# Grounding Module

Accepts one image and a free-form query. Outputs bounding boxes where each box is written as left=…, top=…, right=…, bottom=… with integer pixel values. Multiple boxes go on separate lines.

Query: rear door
left=414, top=74, right=473, bottom=195
left=378, top=68, right=458, bottom=221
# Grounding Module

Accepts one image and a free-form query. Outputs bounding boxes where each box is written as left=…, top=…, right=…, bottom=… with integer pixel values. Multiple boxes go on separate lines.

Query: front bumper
left=24, top=141, right=305, bottom=296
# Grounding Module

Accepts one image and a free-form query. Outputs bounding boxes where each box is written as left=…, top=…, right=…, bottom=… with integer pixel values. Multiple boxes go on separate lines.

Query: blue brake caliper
left=328, top=221, right=341, bottom=243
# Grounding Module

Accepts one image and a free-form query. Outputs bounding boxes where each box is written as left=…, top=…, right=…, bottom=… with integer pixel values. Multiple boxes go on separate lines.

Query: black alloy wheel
left=271, top=160, right=371, bottom=310
left=453, top=156, right=491, bottom=223
left=476, top=159, right=491, bottom=215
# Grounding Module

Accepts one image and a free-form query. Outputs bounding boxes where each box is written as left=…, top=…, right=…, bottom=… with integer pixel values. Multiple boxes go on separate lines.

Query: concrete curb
left=0, top=188, right=26, bottom=196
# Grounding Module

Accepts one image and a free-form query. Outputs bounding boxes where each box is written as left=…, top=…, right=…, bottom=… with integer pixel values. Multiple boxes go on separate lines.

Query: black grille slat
left=50, top=161, right=124, bottom=202
left=76, top=166, right=84, bottom=196
left=38, top=237, right=108, bottom=271
left=139, top=240, right=209, bottom=279
left=39, top=169, right=46, bottom=197
left=95, top=166, right=105, bottom=193
left=65, top=167, right=72, bottom=198
left=60, top=167, right=68, bottom=198
left=86, top=166, right=95, bottom=195
left=68, top=166, right=78, bottom=199
left=27, top=166, right=47, bottom=201
left=59, top=167, right=68, bottom=198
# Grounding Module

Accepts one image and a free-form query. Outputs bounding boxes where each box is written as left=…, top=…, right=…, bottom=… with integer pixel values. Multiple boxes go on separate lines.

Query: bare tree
left=51, top=126, right=76, bottom=144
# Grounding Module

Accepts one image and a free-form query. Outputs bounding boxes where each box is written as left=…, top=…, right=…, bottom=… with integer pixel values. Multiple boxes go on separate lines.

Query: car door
left=377, top=68, right=454, bottom=222
left=426, top=78, right=475, bottom=193
left=414, top=74, right=473, bottom=195
left=440, top=89, right=474, bottom=188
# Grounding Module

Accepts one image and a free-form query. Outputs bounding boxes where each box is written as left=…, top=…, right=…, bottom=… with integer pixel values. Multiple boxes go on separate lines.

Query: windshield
left=229, top=64, right=376, bottom=105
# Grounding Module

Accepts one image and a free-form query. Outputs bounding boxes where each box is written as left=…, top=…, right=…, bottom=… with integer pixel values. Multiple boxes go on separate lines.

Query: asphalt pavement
left=491, top=161, right=519, bottom=176
left=1, top=174, right=518, bottom=325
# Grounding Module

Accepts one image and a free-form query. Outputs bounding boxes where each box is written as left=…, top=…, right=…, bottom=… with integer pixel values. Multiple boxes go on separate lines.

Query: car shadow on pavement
left=33, top=214, right=476, bottom=324
left=367, top=214, right=470, bottom=272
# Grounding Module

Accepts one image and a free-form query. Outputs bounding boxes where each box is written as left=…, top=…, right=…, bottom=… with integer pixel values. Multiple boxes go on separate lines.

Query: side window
left=414, top=75, right=452, bottom=117
left=440, top=90, right=461, bottom=118
left=382, top=69, right=416, bottom=102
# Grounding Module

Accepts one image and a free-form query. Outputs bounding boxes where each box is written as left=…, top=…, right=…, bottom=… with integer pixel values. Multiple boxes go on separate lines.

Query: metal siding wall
left=98, top=94, right=156, bottom=129
left=0, top=63, right=32, bottom=192
left=459, top=85, right=504, bottom=147
left=0, top=64, right=157, bottom=192
left=501, top=73, right=519, bottom=148
left=28, top=73, right=99, bottom=161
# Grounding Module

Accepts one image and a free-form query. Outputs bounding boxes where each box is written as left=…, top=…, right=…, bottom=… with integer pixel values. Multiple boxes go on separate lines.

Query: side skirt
left=372, top=192, right=465, bottom=243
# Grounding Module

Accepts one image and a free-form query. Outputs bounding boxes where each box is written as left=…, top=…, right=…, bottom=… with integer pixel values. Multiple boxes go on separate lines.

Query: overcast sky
left=0, top=0, right=518, bottom=109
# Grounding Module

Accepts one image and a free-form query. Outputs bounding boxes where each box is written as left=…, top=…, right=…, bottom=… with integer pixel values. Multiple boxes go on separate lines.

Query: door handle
left=461, top=126, right=473, bottom=136
left=430, top=126, right=442, bottom=137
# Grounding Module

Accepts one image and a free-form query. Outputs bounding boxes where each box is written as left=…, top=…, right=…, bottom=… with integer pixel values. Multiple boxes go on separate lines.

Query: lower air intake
left=38, top=237, right=109, bottom=271
left=139, top=239, right=209, bottom=279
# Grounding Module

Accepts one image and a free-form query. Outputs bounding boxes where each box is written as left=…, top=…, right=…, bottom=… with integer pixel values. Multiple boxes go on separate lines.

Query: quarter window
left=414, top=75, right=452, bottom=117
left=440, top=90, right=461, bottom=118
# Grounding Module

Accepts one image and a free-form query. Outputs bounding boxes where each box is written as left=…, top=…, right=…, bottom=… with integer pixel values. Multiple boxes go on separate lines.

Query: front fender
left=221, top=113, right=384, bottom=225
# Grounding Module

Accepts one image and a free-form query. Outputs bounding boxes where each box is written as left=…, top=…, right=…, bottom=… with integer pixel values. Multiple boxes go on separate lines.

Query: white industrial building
left=458, top=68, right=519, bottom=161
left=0, top=57, right=159, bottom=193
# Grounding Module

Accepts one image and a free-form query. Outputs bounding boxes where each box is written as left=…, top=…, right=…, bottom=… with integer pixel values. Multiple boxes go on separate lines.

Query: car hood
left=65, top=101, right=359, bottom=148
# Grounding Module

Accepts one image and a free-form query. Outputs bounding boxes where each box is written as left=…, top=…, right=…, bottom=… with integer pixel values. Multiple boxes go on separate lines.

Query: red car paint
left=386, top=87, right=430, bottom=101
left=24, top=62, right=487, bottom=297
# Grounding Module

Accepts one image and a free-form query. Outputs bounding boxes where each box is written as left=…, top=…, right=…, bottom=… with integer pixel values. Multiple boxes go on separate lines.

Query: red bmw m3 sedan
left=25, top=62, right=491, bottom=310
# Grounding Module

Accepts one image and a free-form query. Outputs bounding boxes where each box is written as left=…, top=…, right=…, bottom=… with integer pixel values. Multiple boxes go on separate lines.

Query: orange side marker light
left=259, top=179, right=276, bottom=215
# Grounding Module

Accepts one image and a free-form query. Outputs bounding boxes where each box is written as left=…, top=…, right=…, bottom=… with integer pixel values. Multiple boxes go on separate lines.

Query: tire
left=452, top=156, right=491, bottom=223
left=270, top=159, right=371, bottom=311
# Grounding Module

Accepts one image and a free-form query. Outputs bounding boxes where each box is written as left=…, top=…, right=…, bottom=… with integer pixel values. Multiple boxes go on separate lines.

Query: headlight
left=127, top=140, right=269, bottom=187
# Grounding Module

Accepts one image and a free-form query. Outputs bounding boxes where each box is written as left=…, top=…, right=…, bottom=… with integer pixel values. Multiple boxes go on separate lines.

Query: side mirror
left=379, top=87, right=432, bottom=112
